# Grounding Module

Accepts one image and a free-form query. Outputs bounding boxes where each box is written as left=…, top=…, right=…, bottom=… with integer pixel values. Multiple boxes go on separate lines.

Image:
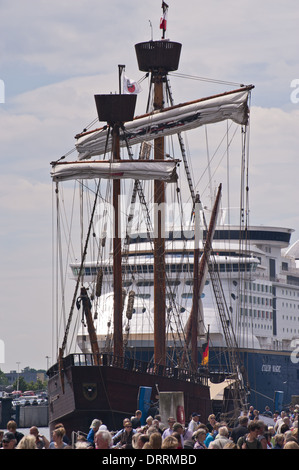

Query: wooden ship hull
left=48, top=353, right=211, bottom=436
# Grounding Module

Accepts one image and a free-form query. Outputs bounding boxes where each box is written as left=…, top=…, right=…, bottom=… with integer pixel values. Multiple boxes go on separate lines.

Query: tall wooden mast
left=95, top=93, right=137, bottom=359
left=135, top=4, right=182, bottom=366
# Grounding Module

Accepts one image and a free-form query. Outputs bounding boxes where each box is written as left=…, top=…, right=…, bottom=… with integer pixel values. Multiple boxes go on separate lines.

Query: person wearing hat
left=2, top=432, right=17, bottom=449
left=87, top=419, right=102, bottom=447
left=186, top=412, right=201, bottom=438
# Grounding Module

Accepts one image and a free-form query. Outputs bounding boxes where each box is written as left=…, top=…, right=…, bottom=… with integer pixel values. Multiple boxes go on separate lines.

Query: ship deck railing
left=46, top=352, right=232, bottom=387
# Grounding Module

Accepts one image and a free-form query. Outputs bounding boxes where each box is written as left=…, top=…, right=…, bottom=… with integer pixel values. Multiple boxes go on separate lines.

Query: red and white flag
left=123, top=75, right=142, bottom=95
left=160, top=1, right=168, bottom=35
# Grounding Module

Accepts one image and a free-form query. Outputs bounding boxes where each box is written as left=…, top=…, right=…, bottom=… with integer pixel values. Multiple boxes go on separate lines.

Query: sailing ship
left=48, top=3, right=298, bottom=437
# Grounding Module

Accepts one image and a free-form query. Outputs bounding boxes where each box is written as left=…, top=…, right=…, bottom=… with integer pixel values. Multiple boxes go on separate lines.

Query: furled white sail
left=76, top=87, right=253, bottom=160
left=51, top=159, right=179, bottom=182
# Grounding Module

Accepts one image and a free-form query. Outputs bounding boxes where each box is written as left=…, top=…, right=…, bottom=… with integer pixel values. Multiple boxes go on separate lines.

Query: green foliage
left=0, top=369, right=9, bottom=386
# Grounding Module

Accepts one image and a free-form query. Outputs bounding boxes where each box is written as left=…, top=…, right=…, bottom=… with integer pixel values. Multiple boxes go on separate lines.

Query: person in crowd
left=86, top=419, right=102, bottom=446
left=94, top=429, right=113, bottom=449
left=131, top=432, right=142, bottom=449
left=193, top=428, right=207, bottom=449
left=112, top=418, right=135, bottom=445
left=131, top=410, right=142, bottom=429
left=206, top=414, right=216, bottom=433
left=53, top=422, right=70, bottom=445
left=161, top=435, right=179, bottom=449
left=1, top=432, right=17, bottom=449
left=256, top=420, right=268, bottom=449
left=172, top=422, right=184, bottom=448
left=6, top=420, right=24, bottom=444
left=113, top=421, right=134, bottom=448
left=273, top=433, right=285, bottom=449
left=284, top=441, right=299, bottom=449
left=237, top=421, right=262, bottom=449
left=230, top=415, right=249, bottom=443
left=16, top=435, right=37, bottom=449
left=161, top=417, right=176, bottom=439
left=49, top=427, right=68, bottom=449
left=208, top=425, right=230, bottom=449
left=136, top=434, right=150, bottom=449
left=29, top=426, right=50, bottom=449
left=187, top=412, right=201, bottom=437
left=247, top=406, right=255, bottom=420
left=149, top=432, right=162, bottom=449
left=263, top=406, right=273, bottom=417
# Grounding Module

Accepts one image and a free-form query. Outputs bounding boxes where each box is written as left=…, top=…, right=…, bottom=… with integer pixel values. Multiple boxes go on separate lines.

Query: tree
left=0, top=369, right=9, bottom=386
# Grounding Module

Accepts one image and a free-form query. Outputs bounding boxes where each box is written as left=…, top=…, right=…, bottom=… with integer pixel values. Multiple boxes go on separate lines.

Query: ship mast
left=135, top=4, right=182, bottom=366
left=94, top=93, right=137, bottom=359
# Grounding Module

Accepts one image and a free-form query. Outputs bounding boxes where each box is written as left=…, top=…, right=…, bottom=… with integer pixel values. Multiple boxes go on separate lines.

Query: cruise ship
left=74, top=221, right=299, bottom=413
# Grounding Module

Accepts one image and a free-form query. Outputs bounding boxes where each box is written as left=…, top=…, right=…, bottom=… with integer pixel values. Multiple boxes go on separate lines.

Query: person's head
left=161, top=435, right=179, bottom=449
left=6, top=420, right=17, bottom=433
left=284, top=441, right=299, bottom=449
left=173, top=422, right=184, bottom=434
left=135, top=410, right=142, bottom=418
left=137, top=434, right=150, bottom=449
left=52, top=427, right=65, bottom=442
left=131, top=432, right=141, bottom=448
left=208, top=414, right=216, bottom=424
left=191, top=412, right=200, bottom=423
left=218, top=426, right=229, bottom=437
left=29, top=426, right=40, bottom=439
left=16, top=435, right=37, bottom=449
left=239, top=416, right=249, bottom=426
left=193, top=428, right=206, bottom=442
left=124, top=422, right=133, bottom=433
left=90, top=419, right=102, bottom=432
left=95, top=429, right=112, bottom=449
left=2, top=432, right=17, bottom=449
left=146, top=416, right=153, bottom=426
left=149, top=432, right=162, bottom=449
left=167, top=417, right=176, bottom=428
left=247, top=420, right=260, bottom=435
left=274, top=433, right=284, bottom=447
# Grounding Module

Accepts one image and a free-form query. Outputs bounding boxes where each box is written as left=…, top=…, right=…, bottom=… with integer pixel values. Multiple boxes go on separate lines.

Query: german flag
left=201, top=327, right=209, bottom=366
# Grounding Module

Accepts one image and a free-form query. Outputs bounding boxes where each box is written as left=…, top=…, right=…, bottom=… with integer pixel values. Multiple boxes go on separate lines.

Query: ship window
left=167, top=280, right=181, bottom=286
left=186, top=280, right=193, bottom=286
left=135, top=293, right=151, bottom=299
left=182, top=293, right=193, bottom=299
left=137, top=281, right=154, bottom=287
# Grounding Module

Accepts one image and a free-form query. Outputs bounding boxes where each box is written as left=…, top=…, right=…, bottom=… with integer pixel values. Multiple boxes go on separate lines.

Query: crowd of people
left=0, top=404, right=298, bottom=449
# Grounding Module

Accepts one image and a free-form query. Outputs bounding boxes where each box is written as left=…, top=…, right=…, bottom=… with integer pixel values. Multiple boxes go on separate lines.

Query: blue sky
left=0, top=0, right=299, bottom=373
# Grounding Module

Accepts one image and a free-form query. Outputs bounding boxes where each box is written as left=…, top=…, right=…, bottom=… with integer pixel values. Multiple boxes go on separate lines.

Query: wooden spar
left=182, top=184, right=222, bottom=368
left=153, top=72, right=166, bottom=366
left=75, top=85, right=254, bottom=140
left=80, top=286, right=100, bottom=364
left=112, top=123, right=123, bottom=358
